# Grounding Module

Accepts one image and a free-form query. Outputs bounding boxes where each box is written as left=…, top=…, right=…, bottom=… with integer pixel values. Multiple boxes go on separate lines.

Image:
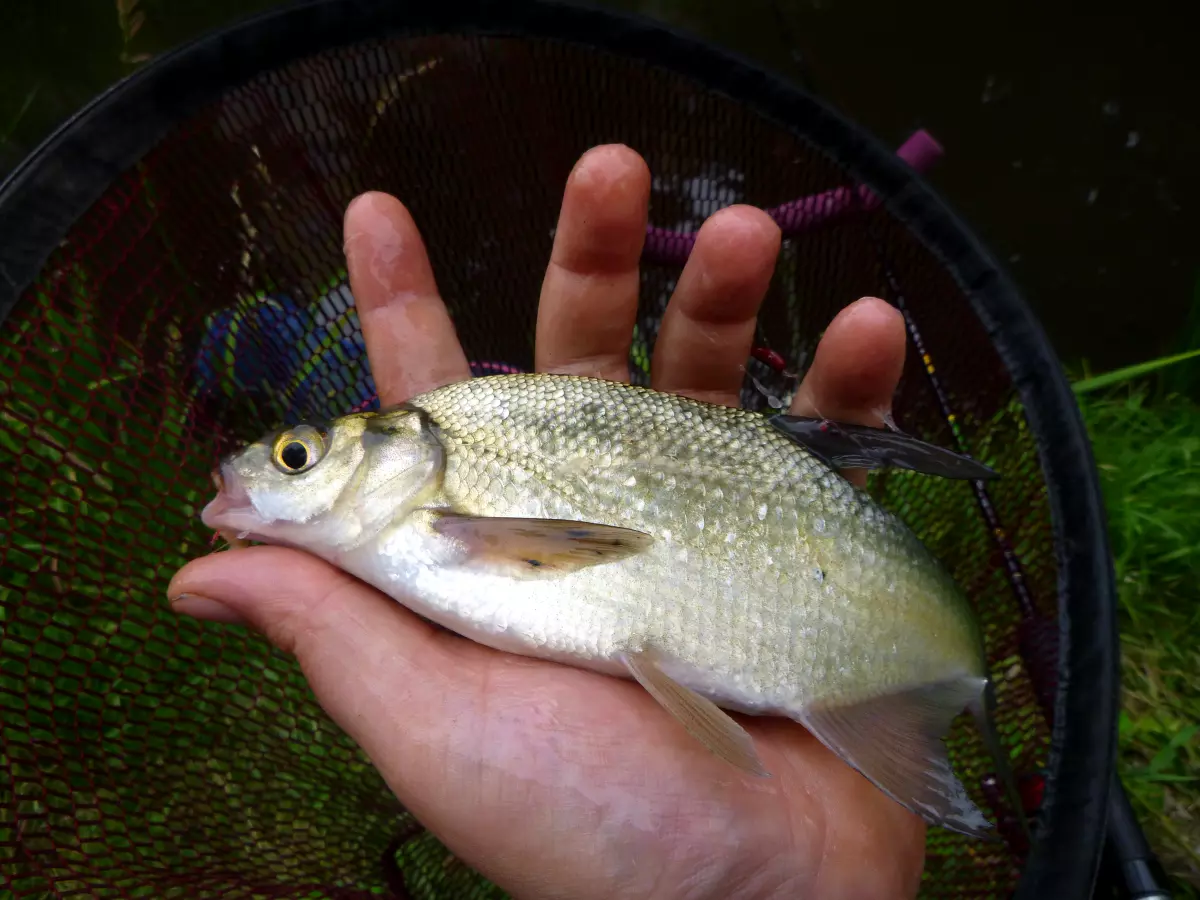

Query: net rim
left=0, top=0, right=1118, bottom=896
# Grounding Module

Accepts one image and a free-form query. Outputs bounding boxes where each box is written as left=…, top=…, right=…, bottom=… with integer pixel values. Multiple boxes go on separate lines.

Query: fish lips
left=201, top=465, right=262, bottom=537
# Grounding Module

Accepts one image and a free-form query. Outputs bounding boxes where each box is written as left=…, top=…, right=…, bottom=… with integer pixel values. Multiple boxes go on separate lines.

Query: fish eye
left=280, top=441, right=308, bottom=469
left=271, top=425, right=325, bottom=474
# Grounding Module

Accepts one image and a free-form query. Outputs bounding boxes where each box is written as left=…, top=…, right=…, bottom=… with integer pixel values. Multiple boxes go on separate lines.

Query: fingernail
left=171, top=593, right=246, bottom=625
left=343, top=197, right=369, bottom=259
left=344, top=191, right=374, bottom=224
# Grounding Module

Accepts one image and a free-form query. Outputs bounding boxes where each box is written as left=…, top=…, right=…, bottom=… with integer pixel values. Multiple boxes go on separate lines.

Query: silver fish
left=202, top=372, right=1020, bottom=837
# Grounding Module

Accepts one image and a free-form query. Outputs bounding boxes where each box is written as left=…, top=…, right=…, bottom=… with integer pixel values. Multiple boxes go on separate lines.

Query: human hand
left=168, top=145, right=924, bottom=900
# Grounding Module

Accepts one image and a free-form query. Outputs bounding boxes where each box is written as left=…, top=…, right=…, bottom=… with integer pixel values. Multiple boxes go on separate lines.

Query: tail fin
left=968, top=680, right=1031, bottom=839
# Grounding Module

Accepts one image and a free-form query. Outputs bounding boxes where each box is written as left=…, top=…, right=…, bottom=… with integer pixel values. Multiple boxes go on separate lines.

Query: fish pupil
left=281, top=441, right=308, bottom=470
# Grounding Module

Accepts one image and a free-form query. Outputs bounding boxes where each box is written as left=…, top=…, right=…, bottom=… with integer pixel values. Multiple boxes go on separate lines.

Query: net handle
left=642, top=129, right=943, bottom=265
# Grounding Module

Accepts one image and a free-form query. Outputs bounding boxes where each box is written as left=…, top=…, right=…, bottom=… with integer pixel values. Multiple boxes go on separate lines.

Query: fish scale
left=402, top=375, right=981, bottom=704
left=207, top=372, right=1011, bottom=837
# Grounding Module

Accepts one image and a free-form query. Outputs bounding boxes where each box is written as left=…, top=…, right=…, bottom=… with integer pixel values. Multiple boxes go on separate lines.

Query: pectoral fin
left=432, top=512, right=653, bottom=574
left=621, top=649, right=770, bottom=778
left=768, top=415, right=999, bottom=481
left=800, top=677, right=996, bottom=839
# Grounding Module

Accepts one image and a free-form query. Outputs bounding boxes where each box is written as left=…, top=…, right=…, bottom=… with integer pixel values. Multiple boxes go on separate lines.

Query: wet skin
left=169, top=144, right=925, bottom=900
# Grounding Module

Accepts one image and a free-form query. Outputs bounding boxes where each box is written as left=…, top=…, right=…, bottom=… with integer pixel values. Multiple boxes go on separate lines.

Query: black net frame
left=0, top=1, right=1118, bottom=897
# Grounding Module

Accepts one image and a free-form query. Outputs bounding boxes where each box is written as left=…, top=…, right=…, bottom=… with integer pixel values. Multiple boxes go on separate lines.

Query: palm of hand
left=170, top=145, right=927, bottom=900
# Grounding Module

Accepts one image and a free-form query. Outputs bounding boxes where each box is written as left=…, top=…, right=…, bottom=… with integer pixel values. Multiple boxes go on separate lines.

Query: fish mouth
left=200, top=465, right=261, bottom=537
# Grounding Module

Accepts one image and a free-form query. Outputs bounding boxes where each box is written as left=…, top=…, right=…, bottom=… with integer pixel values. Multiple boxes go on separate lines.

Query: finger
left=651, top=206, right=781, bottom=405
left=166, top=548, right=487, bottom=803
left=344, top=192, right=471, bottom=406
left=789, top=297, right=907, bottom=486
left=535, top=144, right=650, bottom=381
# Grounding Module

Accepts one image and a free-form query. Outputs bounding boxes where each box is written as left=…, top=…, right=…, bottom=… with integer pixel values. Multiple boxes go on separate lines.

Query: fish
left=201, top=372, right=1024, bottom=838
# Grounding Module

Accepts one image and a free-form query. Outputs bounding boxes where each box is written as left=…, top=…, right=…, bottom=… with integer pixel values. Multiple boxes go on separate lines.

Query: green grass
left=1076, top=381, right=1200, bottom=895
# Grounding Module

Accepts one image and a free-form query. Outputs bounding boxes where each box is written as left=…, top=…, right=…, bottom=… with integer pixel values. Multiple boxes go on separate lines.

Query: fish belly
left=339, top=510, right=975, bottom=723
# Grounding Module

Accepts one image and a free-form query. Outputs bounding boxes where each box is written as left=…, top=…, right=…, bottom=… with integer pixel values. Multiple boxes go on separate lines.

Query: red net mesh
left=1, top=30, right=1069, bottom=899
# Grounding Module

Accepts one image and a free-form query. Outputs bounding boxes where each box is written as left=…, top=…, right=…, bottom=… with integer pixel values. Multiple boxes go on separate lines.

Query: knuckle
left=263, top=572, right=362, bottom=657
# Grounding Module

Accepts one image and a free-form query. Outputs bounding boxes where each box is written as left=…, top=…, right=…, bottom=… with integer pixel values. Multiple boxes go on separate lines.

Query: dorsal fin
left=769, top=415, right=999, bottom=481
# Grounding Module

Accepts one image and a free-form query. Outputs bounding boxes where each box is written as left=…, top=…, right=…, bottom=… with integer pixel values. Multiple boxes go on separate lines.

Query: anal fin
left=622, top=649, right=770, bottom=778
left=800, top=677, right=996, bottom=839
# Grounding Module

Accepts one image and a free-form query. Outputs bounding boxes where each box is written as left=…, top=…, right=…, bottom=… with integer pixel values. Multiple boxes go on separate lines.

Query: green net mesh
left=1, top=18, right=1105, bottom=899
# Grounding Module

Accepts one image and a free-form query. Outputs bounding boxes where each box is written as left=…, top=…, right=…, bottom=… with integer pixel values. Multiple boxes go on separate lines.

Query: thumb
left=166, top=546, right=486, bottom=801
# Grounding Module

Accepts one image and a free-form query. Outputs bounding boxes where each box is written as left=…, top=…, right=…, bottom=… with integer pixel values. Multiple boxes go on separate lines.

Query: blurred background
left=2, top=0, right=1197, bottom=893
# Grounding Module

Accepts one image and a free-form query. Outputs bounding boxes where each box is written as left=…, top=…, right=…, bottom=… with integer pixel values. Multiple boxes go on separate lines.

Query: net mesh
left=0, top=28, right=1075, bottom=899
